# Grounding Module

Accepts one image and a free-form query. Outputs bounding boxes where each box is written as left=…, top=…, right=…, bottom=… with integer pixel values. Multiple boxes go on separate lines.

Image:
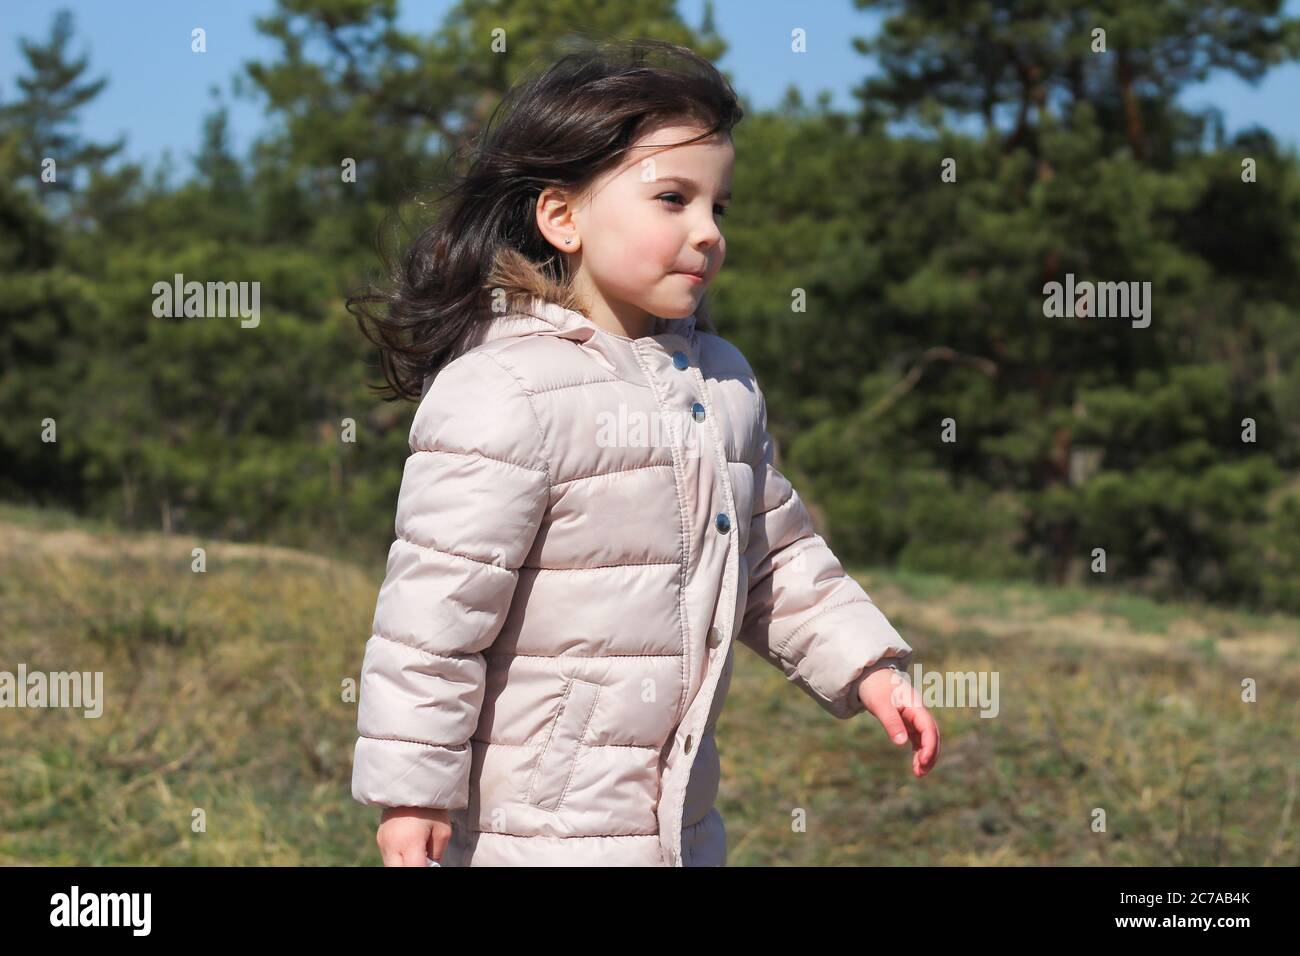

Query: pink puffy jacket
left=351, top=296, right=914, bottom=866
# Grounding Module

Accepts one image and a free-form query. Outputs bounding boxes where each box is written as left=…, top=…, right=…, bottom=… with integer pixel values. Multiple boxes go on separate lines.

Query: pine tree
left=0, top=9, right=126, bottom=221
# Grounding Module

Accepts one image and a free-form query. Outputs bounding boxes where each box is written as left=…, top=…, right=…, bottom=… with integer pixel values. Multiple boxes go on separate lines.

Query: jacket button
left=684, top=734, right=693, bottom=754
left=672, top=351, right=689, bottom=370
left=715, top=513, right=731, bottom=534
left=691, top=402, right=706, bottom=422
left=707, top=625, right=722, bottom=648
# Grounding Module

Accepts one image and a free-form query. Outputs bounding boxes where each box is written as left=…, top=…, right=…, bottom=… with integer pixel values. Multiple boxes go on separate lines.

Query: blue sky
left=2, top=0, right=1298, bottom=182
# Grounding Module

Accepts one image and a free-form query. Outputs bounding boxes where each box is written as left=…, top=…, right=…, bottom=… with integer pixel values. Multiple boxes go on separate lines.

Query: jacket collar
left=424, top=297, right=698, bottom=396
left=474, top=296, right=696, bottom=346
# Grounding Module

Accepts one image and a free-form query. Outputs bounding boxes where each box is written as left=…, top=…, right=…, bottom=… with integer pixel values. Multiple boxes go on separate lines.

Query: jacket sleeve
left=737, top=382, right=913, bottom=720
left=351, top=350, right=550, bottom=810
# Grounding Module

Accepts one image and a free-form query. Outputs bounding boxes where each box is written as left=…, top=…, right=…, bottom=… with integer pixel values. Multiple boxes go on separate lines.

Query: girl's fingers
left=378, top=827, right=440, bottom=866
left=914, top=710, right=940, bottom=772
left=377, top=831, right=399, bottom=867
left=871, top=699, right=909, bottom=747
left=429, top=825, right=449, bottom=863
left=898, top=704, right=940, bottom=775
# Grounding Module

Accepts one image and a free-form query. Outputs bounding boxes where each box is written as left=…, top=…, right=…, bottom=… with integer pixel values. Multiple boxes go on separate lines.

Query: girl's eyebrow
left=652, top=176, right=732, bottom=201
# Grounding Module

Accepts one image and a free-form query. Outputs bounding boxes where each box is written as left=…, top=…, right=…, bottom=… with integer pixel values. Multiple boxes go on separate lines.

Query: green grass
left=0, top=504, right=379, bottom=865
left=1, top=504, right=1296, bottom=865
left=717, top=565, right=1299, bottom=865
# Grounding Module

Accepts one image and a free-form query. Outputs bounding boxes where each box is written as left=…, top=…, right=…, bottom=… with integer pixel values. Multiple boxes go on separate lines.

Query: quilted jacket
left=350, top=296, right=915, bottom=866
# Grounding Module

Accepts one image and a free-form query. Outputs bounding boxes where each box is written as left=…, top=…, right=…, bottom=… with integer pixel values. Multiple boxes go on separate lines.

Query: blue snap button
left=691, top=402, right=706, bottom=422
left=672, top=351, right=689, bottom=370
left=715, top=513, right=731, bottom=534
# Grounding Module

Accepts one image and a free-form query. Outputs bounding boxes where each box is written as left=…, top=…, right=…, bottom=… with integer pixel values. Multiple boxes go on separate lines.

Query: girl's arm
left=737, top=382, right=914, bottom=720
left=352, top=350, right=549, bottom=811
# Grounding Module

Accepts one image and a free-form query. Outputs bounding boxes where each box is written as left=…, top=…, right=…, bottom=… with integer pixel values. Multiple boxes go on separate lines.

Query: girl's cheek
left=597, top=203, right=678, bottom=275
left=597, top=239, right=663, bottom=293
left=617, top=229, right=675, bottom=275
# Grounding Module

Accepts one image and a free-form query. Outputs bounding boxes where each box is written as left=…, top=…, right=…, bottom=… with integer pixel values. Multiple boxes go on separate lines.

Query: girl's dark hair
left=348, top=37, right=744, bottom=402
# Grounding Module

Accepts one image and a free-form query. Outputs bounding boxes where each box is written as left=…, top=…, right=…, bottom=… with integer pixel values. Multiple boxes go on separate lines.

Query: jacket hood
left=422, top=296, right=700, bottom=399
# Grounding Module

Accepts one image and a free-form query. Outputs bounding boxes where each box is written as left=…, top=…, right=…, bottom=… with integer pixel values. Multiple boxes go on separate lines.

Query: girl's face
left=538, top=121, right=733, bottom=336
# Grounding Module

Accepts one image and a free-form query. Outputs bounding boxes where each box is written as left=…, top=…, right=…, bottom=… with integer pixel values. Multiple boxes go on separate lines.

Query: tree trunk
left=121, top=464, right=137, bottom=525
left=1116, top=47, right=1146, bottom=160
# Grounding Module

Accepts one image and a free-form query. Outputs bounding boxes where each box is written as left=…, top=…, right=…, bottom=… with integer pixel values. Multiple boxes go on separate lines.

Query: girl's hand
left=377, top=806, right=452, bottom=866
left=858, top=666, right=940, bottom=777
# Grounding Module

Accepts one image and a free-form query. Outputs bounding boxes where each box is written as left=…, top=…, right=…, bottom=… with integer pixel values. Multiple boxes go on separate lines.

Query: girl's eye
left=657, top=193, right=729, bottom=217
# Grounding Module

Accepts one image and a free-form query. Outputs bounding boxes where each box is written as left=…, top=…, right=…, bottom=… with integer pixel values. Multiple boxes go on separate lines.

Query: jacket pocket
left=524, top=677, right=601, bottom=812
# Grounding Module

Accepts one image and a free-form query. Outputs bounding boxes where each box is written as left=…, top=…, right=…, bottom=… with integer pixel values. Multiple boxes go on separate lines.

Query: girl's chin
left=652, top=296, right=702, bottom=320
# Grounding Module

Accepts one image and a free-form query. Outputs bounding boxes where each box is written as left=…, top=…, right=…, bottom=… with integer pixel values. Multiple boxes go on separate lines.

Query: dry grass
left=718, top=571, right=1300, bottom=865
left=0, top=505, right=380, bottom=864
left=1, top=503, right=1295, bottom=865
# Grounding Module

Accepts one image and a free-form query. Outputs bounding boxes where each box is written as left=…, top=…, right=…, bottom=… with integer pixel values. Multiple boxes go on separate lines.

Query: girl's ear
left=536, top=186, right=580, bottom=253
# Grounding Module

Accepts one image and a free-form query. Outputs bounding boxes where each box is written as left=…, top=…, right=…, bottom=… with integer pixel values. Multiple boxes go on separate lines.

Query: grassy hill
left=0, top=502, right=1295, bottom=865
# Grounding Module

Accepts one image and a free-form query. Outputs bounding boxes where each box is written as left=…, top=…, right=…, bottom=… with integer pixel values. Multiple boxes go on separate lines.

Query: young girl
left=347, top=38, right=939, bottom=868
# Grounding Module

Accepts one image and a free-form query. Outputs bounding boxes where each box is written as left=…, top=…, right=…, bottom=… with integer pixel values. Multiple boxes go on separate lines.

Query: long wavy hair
left=348, top=37, right=744, bottom=402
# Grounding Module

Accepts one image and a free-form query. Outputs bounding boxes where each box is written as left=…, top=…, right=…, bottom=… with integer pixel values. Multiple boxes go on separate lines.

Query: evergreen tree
left=0, top=8, right=126, bottom=222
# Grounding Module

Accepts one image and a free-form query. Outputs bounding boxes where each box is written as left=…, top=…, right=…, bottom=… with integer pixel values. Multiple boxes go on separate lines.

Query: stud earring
left=563, top=237, right=573, bottom=245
